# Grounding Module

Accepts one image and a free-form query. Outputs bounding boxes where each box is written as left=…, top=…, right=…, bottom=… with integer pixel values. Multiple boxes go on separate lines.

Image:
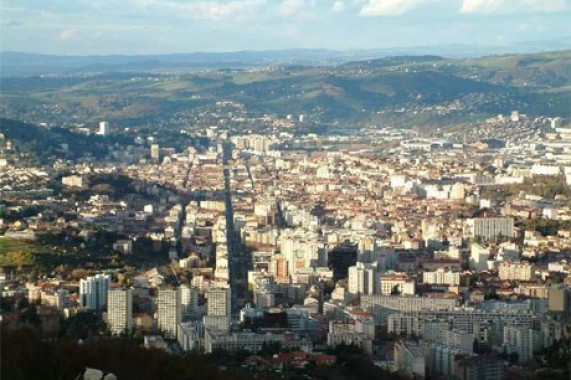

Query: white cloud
left=168, top=0, right=267, bottom=21
left=58, top=27, right=77, bottom=40
left=332, top=1, right=345, bottom=12
left=278, top=0, right=315, bottom=17
left=460, top=0, right=569, bottom=14
left=359, top=0, right=424, bottom=16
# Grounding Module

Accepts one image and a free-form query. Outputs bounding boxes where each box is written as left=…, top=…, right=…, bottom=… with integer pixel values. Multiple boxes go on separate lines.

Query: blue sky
left=1, top=0, right=570, bottom=55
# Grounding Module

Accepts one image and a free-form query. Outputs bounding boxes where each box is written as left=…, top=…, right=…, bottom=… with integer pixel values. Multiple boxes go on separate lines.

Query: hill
left=0, top=50, right=569, bottom=129
left=0, top=118, right=109, bottom=164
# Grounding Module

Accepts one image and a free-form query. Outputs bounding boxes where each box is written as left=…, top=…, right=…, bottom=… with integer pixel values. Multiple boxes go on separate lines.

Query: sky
left=1, top=0, right=570, bottom=55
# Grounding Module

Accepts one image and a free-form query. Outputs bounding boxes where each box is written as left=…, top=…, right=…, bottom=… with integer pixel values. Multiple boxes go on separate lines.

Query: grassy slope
left=1, top=50, right=569, bottom=124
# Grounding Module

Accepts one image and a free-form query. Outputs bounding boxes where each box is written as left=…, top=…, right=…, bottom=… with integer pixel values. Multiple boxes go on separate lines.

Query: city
left=1, top=1, right=571, bottom=380
left=1, top=112, right=570, bottom=379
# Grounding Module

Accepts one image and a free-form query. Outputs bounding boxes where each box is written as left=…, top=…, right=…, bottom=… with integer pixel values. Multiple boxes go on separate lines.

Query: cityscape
left=1, top=1, right=571, bottom=380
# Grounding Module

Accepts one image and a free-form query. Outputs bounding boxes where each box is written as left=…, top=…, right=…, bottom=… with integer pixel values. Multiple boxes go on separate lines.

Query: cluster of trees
left=1, top=326, right=248, bottom=380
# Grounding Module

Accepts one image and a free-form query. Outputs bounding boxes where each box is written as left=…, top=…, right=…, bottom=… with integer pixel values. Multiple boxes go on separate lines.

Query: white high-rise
left=503, top=326, right=533, bottom=363
left=204, top=285, right=231, bottom=332
left=207, top=286, right=231, bottom=316
left=80, top=274, right=111, bottom=310
left=107, top=288, right=133, bottom=335
left=348, top=262, right=376, bottom=295
left=99, top=121, right=110, bottom=136
left=179, top=284, right=199, bottom=321
left=157, top=287, right=180, bottom=339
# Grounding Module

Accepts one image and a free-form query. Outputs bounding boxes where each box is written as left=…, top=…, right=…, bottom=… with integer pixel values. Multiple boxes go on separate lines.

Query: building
left=361, top=295, right=457, bottom=325
left=498, top=261, right=535, bottom=282
left=150, top=144, right=160, bottom=160
left=327, top=315, right=374, bottom=355
left=470, top=243, right=490, bottom=271
left=425, top=344, right=470, bottom=378
left=61, top=175, right=84, bottom=188
left=471, top=218, right=514, bottom=240
left=454, top=355, right=504, bottom=380
left=180, top=285, right=199, bottom=321
left=79, top=274, right=111, bottom=310
left=204, top=330, right=312, bottom=354
left=177, top=321, right=204, bottom=351
left=204, top=285, right=231, bottom=332
left=388, top=309, right=533, bottom=345
left=549, top=285, right=569, bottom=314
left=157, top=287, right=180, bottom=339
left=207, top=285, right=231, bottom=317
left=99, top=121, right=109, bottom=136
left=348, top=262, right=376, bottom=295
left=107, top=288, right=133, bottom=335
left=378, top=273, right=415, bottom=296
left=423, top=268, right=461, bottom=285
left=394, top=341, right=425, bottom=378
left=443, top=329, right=474, bottom=352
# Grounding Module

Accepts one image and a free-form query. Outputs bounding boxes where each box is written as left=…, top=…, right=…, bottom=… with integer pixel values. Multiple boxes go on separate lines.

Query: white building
left=470, top=243, right=490, bottom=271
left=326, top=318, right=374, bottom=355
left=498, top=261, right=535, bottom=282
left=394, top=341, right=425, bottom=378
left=379, top=273, right=415, bottom=296
left=180, top=284, right=199, bottom=321
left=99, top=121, right=110, bottom=136
left=471, top=218, right=514, bottom=240
left=423, top=268, right=461, bottom=286
left=204, top=285, right=231, bottom=332
left=62, top=175, right=84, bottom=188
left=503, top=326, right=533, bottom=363
left=79, top=274, right=110, bottom=310
left=107, top=288, right=133, bottom=335
left=157, top=287, right=180, bottom=339
left=348, top=262, right=376, bottom=295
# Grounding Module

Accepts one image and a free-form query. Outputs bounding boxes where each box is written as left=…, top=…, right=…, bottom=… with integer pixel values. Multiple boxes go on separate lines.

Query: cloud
left=1, top=20, right=24, bottom=27
left=460, top=0, right=570, bottom=14
left=332, top=1, right=345, bottom=12
left=278, top=0, right=315, bottom=17
left=359, top=0, right=424, bottom=16
left=57, top=28, right=77, bottom=40
left=168, top=0, right=267, bottom=21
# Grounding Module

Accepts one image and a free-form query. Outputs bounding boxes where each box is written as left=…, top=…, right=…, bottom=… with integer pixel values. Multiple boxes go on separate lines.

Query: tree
left=390, top=284, right=401, bottom=296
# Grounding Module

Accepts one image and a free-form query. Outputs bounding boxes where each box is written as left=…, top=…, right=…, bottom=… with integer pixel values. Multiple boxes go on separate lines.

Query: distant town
left=1, top=103, right=571, bottom=379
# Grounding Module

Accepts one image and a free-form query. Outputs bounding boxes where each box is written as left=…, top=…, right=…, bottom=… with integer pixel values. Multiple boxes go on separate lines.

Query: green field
left=0, top=237, right=37, bottom=266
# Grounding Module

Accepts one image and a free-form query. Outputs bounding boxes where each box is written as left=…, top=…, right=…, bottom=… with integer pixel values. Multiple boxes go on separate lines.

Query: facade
left=347, top=262, right=376, bottom=295
left=378, top=273, right=414, bottom=296
left=454, top=355, right=504, bottom=380
left=425, top=344, right=470, bottom=378
left=361, top=295, right=457, bottom=325
left=503, top=326, right=533, bottom=363
left=99, top=121, right=109, bottom=136
left=423, top=268, right=461, bottom=285
left=79, top=274, right=111, bottom=310
left=179, top=284, right=199, bottom=321
left=471, top=218, right=514, bottom=240
left=498, top=261, right=535, bottom=281
left=61, top=175, right=83, bottom=188
left=394, top=341, right=425, bottom=378
left=388, top=309, right=533, bottom=345
left=107, top=288, right=133, bottom=335
left=470, top=243, right=490, bottom=271
left=204, top=286, right=231, bottom=332
left=150, top=144, right=160, bottom=160
left=326, top=318, right=374, bottom=355
left=157, top=287, right=180, bottom=339
left=204, top=330, right=312, bottom=354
